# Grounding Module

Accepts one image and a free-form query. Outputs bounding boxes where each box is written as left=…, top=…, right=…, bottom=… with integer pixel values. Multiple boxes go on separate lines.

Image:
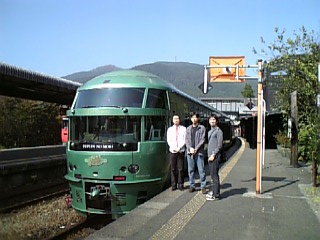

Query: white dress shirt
left=167, top=125, right=186, bottom=153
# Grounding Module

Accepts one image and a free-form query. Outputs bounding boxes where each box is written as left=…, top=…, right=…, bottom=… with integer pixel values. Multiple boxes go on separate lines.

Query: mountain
left=62, top=62, right=257, bottom=98
left=62, top=65, right=122, bottom=83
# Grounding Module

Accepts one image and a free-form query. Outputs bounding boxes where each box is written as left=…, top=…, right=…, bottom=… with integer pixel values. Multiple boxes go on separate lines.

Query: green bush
left=298, top=124, right=318, bottom=162
left=274, top=131, right=290, bottom=148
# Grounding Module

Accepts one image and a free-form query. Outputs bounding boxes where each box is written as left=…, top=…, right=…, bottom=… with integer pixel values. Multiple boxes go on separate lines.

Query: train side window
left=146, top=89, right=168, bottom=109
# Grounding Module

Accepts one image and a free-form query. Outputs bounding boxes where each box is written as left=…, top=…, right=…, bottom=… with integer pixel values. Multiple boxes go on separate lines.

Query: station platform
left=86, top=138, right=320, bottom=240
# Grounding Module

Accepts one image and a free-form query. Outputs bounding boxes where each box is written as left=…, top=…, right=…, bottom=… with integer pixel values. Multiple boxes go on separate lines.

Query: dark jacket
left=186, top=124, right=206, bottom=156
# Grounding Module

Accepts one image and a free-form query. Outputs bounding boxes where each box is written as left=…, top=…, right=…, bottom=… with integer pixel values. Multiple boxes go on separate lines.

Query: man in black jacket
left=185, top=112, right=207, bottom=194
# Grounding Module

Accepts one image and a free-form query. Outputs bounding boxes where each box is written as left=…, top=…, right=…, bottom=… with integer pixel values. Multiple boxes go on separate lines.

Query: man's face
left=172, top=116, right=180, bottom=125
left=191, top=115, right=199, bottom=125
left=209, top=117, right=217, bottom=127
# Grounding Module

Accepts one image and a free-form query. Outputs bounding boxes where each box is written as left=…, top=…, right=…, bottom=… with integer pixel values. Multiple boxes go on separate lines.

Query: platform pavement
left=86, top=138, right=320, bottom=240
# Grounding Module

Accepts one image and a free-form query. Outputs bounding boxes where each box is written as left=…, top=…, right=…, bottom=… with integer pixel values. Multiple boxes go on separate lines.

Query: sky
left=1, top=0, right=319, bottom=78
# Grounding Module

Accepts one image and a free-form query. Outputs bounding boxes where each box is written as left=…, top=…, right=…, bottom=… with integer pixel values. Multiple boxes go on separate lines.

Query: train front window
left=74, top=88, right=145, bottom=108
left=146, top=89, right=168, bottom=109
left=145, top=116, right=167, bottom=141
left=69, top=116, right=141, bottom=151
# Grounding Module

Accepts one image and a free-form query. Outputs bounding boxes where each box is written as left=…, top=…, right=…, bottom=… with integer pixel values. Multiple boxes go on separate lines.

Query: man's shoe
left=188, top=187, right=195, bottom=193
left=201, top=188, right=207, bottom=194
left=206, top=191, right=213, bottom=198
left=178, top=185, right=184, bottom=191
left=206, top=195, right=217, bottom=201
left=171, top=186, right=177, bottom=191
left=207, top=195, right=220, bottom=201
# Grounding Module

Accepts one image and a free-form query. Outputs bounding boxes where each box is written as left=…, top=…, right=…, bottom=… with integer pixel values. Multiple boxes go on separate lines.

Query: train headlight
left=128, top=164, right=140, bottom=174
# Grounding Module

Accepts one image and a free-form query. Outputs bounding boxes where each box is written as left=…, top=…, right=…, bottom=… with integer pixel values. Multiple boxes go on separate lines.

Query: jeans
left=187, top=154, right=206, bottom=189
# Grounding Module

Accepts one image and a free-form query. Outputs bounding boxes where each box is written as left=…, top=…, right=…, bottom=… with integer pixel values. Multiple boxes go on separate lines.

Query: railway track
left=47, top=214, right=113, bottom=240
left=1, top=146, right=68, bottom=212
left=0, top=181, right=69, bottom=213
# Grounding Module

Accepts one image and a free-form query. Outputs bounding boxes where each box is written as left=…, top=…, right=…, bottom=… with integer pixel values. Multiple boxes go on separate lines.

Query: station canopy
left=0, top=62, right=82, bottom=105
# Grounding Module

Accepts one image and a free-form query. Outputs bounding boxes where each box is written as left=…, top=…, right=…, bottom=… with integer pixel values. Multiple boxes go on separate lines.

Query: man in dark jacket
left=185, top=112, right=207, bottom=194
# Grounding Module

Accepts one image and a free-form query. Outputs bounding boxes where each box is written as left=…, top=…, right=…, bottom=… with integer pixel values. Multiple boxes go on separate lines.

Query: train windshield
left=74, top=88, right=145, bottom=108
left=146, top=89, right=168, bottom=109
left=69, top=116, right=141, bottom=151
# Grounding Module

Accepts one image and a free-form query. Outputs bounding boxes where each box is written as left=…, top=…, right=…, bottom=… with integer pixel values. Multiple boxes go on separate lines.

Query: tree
left=253, top=26, right=320, bottom=161
left=0, top=96, right=61, bottom=148
left=241, top=83, right=255, bottom=98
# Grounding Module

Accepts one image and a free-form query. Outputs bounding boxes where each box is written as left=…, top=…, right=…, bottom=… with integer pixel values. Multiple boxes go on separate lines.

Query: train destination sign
left=82, top=143, right=114, bottom=150
left=70, top=142, right=138, bottom=151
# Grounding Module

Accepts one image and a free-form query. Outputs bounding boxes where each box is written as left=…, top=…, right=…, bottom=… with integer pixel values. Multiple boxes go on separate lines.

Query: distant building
left=199, top=97, right=258, bottom=125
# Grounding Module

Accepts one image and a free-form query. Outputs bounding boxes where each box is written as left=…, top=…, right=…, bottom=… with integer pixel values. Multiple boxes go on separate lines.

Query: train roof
left=78, top=69, right=230, bottom=119
left=78, top=70, right=175, bottom=90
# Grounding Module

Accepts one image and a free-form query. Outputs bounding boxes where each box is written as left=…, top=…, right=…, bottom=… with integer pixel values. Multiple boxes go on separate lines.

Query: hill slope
left=62, top=65, right=122, bottom=83
left=63, top=62, right=257, bottom=98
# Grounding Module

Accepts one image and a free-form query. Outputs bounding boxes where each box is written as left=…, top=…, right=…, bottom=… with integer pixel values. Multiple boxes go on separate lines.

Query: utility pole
left=313, top=63, right=320, bottom=186
left=256, top=59, right=263, bottom=194
left=290, top=91, right=298, bottom=168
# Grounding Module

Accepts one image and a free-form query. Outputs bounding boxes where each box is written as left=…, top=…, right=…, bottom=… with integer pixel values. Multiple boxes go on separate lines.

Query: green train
left=65, top=70, right=233, bottom=218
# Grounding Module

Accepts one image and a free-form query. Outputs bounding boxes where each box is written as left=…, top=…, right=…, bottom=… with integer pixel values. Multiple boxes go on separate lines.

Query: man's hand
left=208, top=154, right=215, bottom=161
left=190, top=147, right=195, bottom=154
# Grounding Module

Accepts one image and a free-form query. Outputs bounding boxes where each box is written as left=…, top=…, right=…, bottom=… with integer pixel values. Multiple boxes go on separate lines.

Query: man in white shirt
left=167, top=114, right=186, bottom=191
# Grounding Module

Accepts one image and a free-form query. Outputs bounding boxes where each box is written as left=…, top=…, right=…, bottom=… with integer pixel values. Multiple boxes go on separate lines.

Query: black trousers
left=170, top=152, right=185, bottom=188
left=208, top=153, right=220, bottom=197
